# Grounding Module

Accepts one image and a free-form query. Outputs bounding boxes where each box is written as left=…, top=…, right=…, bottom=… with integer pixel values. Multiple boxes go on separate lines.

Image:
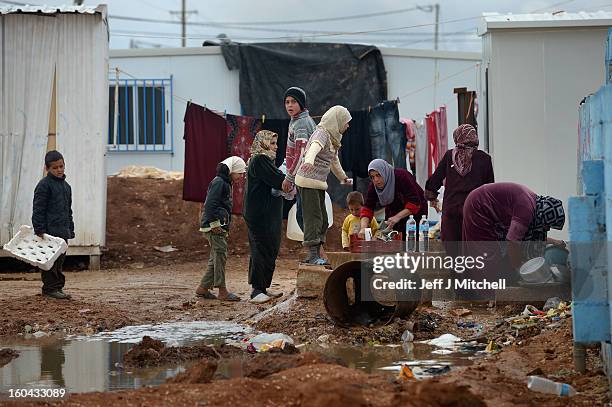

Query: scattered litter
left=401, top=330, right=414, bottom=343
left=396, top=364, right=415, bottom=381
left=248, top=333, right=294, bottom=351
left=432, top=349, right=454, bottom=355
left=450, top=308, right=472, bottom=317
left=153, top=245, right=178, bottom=253
left=543, top=297, right=562, bottom=312
left=317, top=334, right=330, bottom=343
left=457, top=321, right=482, bottom=330
left=485, top=340, right=500, bottom=353
left=527, top=376, right=576, bottom=397
left=425, top=334, right=462, bottom=349
left=522, top=305, right=546, bottom=316
left=415, top=314, right=438, bottom=332
left=23, top=325, right=32, bottom=334
left=421, top=365, right=451, bottom=375
left=32, top=331, right=47, bottom=338
left=78, top=309, right=91, bottom=314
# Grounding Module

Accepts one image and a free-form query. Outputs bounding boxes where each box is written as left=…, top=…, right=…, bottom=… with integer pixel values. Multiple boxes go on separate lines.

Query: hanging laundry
left=183, top=103, right=228, bottom=203
left=400, top=118, right=417, bottom=174
left=226, top=114, right=262, bottom=215
left=415, top=120, right=429, bottom=189
left=368, top=100, right=406, bottom=169
left=425, top=114, right=438, bottom=178
left=435, top=106, right=448, bottom=164
left=340, top=110, right=372, bottom=179
left=261, top=118, right=290, bottom=167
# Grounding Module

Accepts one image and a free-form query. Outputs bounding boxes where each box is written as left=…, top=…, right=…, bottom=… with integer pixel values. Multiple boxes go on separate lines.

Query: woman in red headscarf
left=425, top=124, right=494, bottom=254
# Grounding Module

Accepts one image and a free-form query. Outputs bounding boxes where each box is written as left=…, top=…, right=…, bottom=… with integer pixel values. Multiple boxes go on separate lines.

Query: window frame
left=107, top=76, right=174, bottom=153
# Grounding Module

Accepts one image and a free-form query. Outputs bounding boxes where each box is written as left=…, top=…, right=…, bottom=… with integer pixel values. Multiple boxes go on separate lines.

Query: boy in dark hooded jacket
left=32, top=150, right=74, bottom=300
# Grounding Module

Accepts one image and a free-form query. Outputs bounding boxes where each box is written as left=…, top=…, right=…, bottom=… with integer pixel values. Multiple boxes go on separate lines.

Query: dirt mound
left=104, top=177, right=345, bottom=269
left=0, top=295, right=137, bottom=337
left=239, top=351, right=345, bottom=379
left=169, top=351, right=344, bottom=385
left=393, top=382, right=486, bottom=406
left=123, top=336, right=243, bottom=368
left=0, top=348, right=19, bottom=367
left=168, top=359, right=219, bottom=384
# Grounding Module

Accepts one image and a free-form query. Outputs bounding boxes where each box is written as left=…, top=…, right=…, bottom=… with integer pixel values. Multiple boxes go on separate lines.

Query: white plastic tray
left=2, top=225, right=68, bottom=271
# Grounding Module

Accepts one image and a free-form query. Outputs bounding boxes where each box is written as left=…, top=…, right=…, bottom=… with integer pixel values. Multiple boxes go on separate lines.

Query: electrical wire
left=196, top=6, right=421, bottom=26
left=398, top=63, right=479, bottom=99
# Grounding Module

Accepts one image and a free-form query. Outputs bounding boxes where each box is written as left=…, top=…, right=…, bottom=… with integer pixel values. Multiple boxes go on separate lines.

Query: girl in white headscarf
left=295, top=106, right=353, bottom=265
left=195, top=156, right=245, bottom=301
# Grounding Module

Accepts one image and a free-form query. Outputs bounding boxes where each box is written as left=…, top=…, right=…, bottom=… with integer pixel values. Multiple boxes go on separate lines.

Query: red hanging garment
left=425, top=114, right=437, bottom=177
left=183, top=103, right=228, bottom=203
left=436, top=106, right=448, bottom=164
left=226, top=114, right=261, bottom=214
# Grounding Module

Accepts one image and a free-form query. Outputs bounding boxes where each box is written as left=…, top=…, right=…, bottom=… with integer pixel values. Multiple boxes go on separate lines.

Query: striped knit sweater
left=295, top=127, right=348, bottom=190
left=285, top=110, right=316, bottom=183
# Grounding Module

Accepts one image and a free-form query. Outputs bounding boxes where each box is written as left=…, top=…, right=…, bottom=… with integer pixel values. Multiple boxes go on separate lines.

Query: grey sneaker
left=44, top=291, right=70, bottom=300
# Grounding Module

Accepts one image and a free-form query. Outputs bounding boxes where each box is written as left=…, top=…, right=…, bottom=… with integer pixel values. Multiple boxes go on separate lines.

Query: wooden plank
left=46, top=69, right=57, bottom=154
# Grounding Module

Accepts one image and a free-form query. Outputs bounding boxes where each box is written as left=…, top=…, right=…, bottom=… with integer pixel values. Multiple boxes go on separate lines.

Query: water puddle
left=306, top=341, right=480, bottom=378
left=0, top=321, right=251, bottom=394
left=1, top=320, right=483, bottom=394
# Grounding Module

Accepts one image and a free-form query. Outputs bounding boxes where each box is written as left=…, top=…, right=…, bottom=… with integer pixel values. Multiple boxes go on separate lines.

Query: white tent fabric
left=56, top=13, right=108, bottom=246
left=0, top=10, right=108, bottom=249
left=0, top=14, right=58, bottom=243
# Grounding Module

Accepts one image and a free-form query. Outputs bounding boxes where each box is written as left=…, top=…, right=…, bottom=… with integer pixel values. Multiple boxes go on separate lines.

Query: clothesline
left=111, top=65, right=454, bottom=124
left=397, top=63, right=480, bottom=99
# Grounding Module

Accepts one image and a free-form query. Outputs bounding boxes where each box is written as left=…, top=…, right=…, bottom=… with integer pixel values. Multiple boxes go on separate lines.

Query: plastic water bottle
left=406, top=215, right=416, bottom=252
left=418, top=215, right=429, bottom=252
left=527, top=376, right=576, bottom=397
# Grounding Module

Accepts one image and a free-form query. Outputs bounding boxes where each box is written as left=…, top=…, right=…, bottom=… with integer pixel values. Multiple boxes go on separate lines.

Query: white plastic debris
left=3, top=225, right=68, bottom=271
left=401, top=330, right=414, bottom=343
left=248, top=333, right=294, bottom=351
left=426, top=334, right=462, bottom=349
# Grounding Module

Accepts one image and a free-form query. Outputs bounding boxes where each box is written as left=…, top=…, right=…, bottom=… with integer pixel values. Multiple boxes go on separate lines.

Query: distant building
left=479, top=11, right=612, bottom=238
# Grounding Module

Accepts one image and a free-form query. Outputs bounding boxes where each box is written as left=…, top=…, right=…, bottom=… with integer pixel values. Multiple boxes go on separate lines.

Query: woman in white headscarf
left=196, top=156, right=246, bottom=301
left=295, top=105, right=353, bottom=265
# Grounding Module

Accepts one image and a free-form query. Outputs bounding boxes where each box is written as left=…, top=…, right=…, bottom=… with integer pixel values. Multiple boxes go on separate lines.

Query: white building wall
left=482, top=28, right=607, bottom=238
left=107, top=47, right=480, bottom=174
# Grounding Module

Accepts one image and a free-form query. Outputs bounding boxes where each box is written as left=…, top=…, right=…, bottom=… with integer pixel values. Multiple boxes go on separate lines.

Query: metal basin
left=323, top=260, right=421, bottom=327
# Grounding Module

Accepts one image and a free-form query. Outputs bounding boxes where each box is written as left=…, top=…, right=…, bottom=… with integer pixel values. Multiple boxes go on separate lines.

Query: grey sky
left=3, top=0, right=609, bottom=50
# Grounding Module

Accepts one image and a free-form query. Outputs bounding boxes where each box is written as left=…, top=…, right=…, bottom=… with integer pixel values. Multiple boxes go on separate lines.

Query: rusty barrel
left=323, top=259, right=421, bottom=327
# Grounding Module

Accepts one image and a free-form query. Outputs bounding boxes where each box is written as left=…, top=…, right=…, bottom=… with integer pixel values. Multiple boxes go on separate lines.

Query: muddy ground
left=0, top=177, right=609, bottom=406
